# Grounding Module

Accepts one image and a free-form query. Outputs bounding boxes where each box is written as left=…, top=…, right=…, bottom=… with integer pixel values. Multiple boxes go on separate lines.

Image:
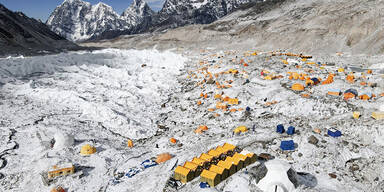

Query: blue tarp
left=280, top=140, right=295, bottom=151
left=328, top=128, right=342, bottom=137
left=200, top=182, right=210, bottom=188
left=126, top=167, right=142, bottom=178
left=141, top=159, right=158, bottom=169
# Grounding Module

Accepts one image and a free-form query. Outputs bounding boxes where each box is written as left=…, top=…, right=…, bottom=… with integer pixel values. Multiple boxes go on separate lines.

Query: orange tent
left=322, top=74, right=334, bottom=85
left=170, top=138, right=177, bottom=144
left=292, top=83, right=305, bottom=91
left=195, top=125, right=208, bottom=134
left=346, top=74, right=355, bottom=83
left=156, top=153, right=173, bottom=164
left=344, top=92, right=356, bottom=100
left=127, top=139, right=134, bottom=148
left=359, top=94, right=370, bottom=100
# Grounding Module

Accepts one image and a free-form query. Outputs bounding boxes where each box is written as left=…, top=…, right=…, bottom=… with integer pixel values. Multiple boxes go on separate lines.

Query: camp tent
left=127, top=139, right=133, bottom=148
left=256, top=159, right=297, bottom=192
left=327, top=88, right=341, bottom=96
left=200, top=169, right=221, bottom=187
left=233, top=126, right=248, bottom=134
left=344, top=89, right=358, bottom=100
left=174, top=166, right=194, bottom=183
left=359, top=93, right=372, bottom=100
left=80, top=144, right=96, bottom=155
left=372, top=112, right=384, bottom=120
left=156, top=153, right=172, bottom=164
left=291, top=83, right=305, bottom=91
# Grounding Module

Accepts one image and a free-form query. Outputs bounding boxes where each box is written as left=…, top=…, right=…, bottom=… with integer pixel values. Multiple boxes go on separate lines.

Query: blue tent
left=246, top=106, right=251, bottom=111
left=311, top=78, right=320, bottom=85
left=280, top=140, right=295, bottom=151
left=276, top=124, right=285, bottom=133
left=287, top=126, right=295, bottom=135
left=328, top=128, right=341, bottom=137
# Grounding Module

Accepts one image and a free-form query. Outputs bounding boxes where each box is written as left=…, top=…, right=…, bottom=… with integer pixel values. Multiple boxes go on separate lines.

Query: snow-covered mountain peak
left=122, top=0, right=154, bottom=18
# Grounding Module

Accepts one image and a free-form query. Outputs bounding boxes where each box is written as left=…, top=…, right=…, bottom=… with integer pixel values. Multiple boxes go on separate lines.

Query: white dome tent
left=256, top=159, right=297, bottom=192
left=53, top=131, right=75, bottom=150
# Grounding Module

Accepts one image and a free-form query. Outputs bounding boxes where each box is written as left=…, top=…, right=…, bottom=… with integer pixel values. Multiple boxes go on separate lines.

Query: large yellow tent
left=80, top=144, right=96, bottom=155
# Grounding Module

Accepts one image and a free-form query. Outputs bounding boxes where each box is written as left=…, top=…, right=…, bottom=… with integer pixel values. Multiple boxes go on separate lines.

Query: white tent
left=257, top=159, right=297, bottom=192
left=53, top=132, right=74, bottom=150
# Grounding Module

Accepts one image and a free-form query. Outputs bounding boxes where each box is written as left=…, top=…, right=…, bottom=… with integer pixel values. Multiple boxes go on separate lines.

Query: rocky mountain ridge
left=0, top=3, right=80, bottom=56
left=47, top=0, right=258, bottom=41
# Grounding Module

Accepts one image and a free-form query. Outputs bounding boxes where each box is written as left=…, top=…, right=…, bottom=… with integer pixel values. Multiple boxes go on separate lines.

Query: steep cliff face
left=0, top=3, right=79, bottom=56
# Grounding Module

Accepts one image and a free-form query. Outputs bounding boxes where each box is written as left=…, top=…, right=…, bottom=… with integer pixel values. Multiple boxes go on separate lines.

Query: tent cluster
left=263, top=51, right=383, bottom=109
left=186, top=52, right=254, bottom=119
left=174, top=143, right=256, bottom=187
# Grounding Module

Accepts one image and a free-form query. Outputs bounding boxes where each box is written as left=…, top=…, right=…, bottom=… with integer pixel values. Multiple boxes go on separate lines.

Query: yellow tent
left=227, top=98, right=239, bottom=105
left=80, top=144, right=96, bottom=155
left=291, top=83, right=305, bottom=91
left=233, top=126, right=248, bottom=134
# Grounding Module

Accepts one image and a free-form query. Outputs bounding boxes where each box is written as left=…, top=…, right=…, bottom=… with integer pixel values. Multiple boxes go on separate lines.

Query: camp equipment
left=276, top=124, right=285, bottom=133
left=287, top=126, right=295, bottom=135
left=328, top=128, right=342, bottom=137
left=280, top=140, right=295, bottom=151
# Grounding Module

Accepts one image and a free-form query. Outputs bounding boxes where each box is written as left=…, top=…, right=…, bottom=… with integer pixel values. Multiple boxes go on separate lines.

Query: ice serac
left=0, top=3, right=79, bottom=56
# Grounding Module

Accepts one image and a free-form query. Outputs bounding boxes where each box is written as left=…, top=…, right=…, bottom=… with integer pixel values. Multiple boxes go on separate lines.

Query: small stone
left=221, top=134, right=225, bottom=137
left=349, top=164, right=359, bottom=172
left=329, top=173, right=337, bottom=179
left=287, top=156, right=293, bottom=161
left=308, top=135, right=319, bottom=145
left=298, top=153, right=303, bottom=157
left=177, top=143, right=183, bottom=147
left=258, top=153, right=273, bottom=160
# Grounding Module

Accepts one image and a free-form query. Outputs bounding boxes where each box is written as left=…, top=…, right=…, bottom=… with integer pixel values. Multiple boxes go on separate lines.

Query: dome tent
left=80, top=144, right=96, bottom=155
left=256, top=159, right=298, bottom=192
left=53, top=132, right=74, bottom=150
